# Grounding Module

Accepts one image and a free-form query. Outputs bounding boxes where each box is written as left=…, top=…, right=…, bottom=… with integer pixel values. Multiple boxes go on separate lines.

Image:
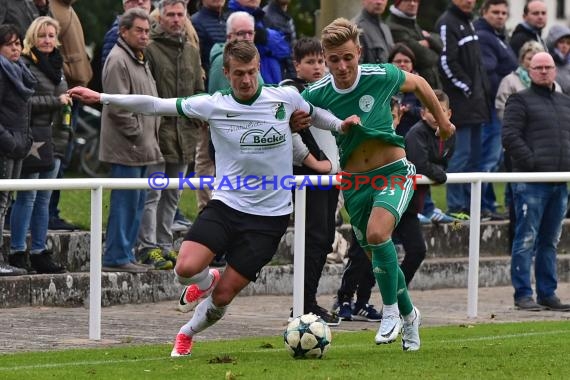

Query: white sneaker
left=401, top=306, right=421, bottom=351
left=374, top=314, right=402, bottom=344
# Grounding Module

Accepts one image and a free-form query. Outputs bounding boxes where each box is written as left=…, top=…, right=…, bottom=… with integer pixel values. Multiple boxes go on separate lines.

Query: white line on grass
left=1, top=329, right=569, bottom=372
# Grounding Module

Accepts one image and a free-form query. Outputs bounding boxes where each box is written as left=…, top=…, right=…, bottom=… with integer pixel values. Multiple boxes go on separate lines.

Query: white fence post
left=292, top=186, right=307, bottom=318
left=467, top=180, right=482, bottom=318
left=89, top=186, right=103, bottom=340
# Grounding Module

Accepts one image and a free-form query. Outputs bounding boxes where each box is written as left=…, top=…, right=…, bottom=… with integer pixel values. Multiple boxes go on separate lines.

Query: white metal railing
left=1, top=172, right=570, bottom=340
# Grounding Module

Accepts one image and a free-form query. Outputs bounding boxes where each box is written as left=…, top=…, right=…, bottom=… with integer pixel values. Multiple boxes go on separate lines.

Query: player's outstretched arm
left=311, top=106, right=361, bottom=134
left=68, top=86, right=179, bottom=117
left=399, top=72, right=456, bottom=140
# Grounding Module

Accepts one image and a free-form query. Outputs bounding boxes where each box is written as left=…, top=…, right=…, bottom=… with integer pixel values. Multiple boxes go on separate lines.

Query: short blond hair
left=23, top=16, right=60, bottom=55
left=320, top=18, right=360, bottom=51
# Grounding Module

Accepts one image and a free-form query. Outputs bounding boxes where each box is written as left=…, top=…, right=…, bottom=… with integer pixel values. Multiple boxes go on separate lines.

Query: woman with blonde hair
left=8, top=16, right=70, bottom=274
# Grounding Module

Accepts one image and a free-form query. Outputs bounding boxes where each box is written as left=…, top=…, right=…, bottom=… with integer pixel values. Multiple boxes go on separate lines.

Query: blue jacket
left=101, top=17, right=119, bottom=67
left=473, top=17, right=517, bottom=102
left=191, top=6, right=228, bottom=78
left=228, top=0, right=291, bottom=84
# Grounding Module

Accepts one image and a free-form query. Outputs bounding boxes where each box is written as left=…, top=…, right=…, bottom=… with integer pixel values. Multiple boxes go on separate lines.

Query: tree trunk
left=316, top=0, right=361, bottom=36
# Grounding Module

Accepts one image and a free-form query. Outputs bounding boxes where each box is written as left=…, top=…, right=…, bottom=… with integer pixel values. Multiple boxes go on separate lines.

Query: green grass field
left=0, top=321, right=567, bottom=379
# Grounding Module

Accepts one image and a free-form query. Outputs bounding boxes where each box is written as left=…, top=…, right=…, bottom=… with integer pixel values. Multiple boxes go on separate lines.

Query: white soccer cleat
left=177, top=269, right=220, bottom=313
left=402, top=306, right=421, bottom=352
left=375, top=314, right=402, bottom=344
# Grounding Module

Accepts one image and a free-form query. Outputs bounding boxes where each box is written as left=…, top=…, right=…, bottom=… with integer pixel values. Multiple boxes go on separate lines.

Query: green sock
left=370, top=239, right=413, bottom=315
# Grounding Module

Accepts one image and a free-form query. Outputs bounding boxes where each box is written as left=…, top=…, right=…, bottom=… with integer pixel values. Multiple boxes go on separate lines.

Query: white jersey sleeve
left=284, top=86, right=343, bottom=132
left=175, top=93, right=215, bottom=122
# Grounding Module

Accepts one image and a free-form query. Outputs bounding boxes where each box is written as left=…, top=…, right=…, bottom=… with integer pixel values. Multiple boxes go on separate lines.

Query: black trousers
left=302, top=186, right=339, bottom=307
left=393, top=209, right=427, bottom=286
left=337, top=229, right=376, bottom=306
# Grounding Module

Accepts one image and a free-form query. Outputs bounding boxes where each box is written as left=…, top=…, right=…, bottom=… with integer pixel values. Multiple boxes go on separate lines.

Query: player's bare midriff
left=343, top=139, right=406, bottom=173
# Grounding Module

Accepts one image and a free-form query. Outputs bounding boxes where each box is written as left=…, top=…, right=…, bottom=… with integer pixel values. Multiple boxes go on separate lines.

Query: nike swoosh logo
left=226, top=113, right=241, bottom=118
left=381, top=324, right=397, bottom=338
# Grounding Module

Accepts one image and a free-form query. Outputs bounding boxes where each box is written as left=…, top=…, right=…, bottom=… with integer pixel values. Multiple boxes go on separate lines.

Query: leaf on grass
left=209, top=355, right=236, bottom=364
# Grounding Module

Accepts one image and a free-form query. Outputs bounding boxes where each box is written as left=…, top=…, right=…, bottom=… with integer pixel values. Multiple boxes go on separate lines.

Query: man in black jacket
left=502, top=52, right=570, bottom=312
left=509, top=0, right=547, bottom=56
left=435, top=0, right=489, bottom=219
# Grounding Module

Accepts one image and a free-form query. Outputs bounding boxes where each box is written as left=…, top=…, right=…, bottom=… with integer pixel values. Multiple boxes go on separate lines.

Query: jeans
left=446, top=124, right=482, bottom=213
left=103, top=164, right=147, bottom=267
left=138, top=162, right=187, bottom=251
left=511, top=183, right=567, bottom=302
left=10, top=159, right=61, bottom=253
left=0, top=158, right=22, bottom=248
left=480, top=110, right=503, bottom=212
left=422, top=191, right=435, bottom=215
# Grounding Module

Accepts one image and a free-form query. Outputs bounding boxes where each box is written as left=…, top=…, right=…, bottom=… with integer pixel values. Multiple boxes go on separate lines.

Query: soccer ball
left=283, top=313, right=332, bottom=359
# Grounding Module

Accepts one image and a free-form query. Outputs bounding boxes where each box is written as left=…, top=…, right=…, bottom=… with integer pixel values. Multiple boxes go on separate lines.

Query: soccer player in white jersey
left=297, top=18, right=455, bottom=351
left=68, top=40, right=360, bottom=357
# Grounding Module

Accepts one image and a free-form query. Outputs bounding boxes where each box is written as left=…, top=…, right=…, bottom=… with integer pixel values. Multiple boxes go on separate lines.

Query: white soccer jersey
left=176, top=85, right=312, bottom=216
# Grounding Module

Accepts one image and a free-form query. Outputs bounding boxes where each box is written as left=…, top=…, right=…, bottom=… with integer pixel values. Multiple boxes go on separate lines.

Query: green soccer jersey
left=302, top=64, right=406, bottom=168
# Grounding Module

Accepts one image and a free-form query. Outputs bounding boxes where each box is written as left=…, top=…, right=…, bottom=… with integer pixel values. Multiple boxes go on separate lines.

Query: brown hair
left=223, top=39, right=259, bottom=70
left=320, top=18, right=360, bottom=51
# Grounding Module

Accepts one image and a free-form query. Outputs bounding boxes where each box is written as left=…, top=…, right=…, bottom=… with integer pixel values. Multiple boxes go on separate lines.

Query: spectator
left=546, top=25, right=570, bottom=95
left=150, top=5, right=204, bottom=227
left=191, top=0, right=229, bottom=214
left=138, top=0, right=204, bottom=270
left=208, top=11, right=262, bottom=93
left=101, top=0, right=152, bottom=66
left=281, top=37, right=341, bottom=325
left=227, top=0, right=291, bottom=84
left=399, top=90, right=455, bottom=285
left=502, top=52, right=570, bottom=312
left=509, top=0, right=547, bottom=56
left=48, top=0, right=94, bottom=231
left=386, top=0, right=442, bottom=89
left=263, top=0, right=296, bottom=80
left=69, top=40, right=358, bottom=358
left=9, top=16, right=69, bottom=274
left=436, top=0, right=490, bottom=220
left=353, top=0, right=393, bottom=64
left=0, top=0, right=39, bottom=37
left=495, top=41, right=552, bottom=121
left=388, top=43, right=421, bottom=137
left=0, top=24, right=35, bottom=276
left=191, top=0, right=227, bottom=85
left=474, top=0, right=517, bottom=221
left=495, top=41, right=557, bottom=253
left=100, top=8, right=162, bottom=273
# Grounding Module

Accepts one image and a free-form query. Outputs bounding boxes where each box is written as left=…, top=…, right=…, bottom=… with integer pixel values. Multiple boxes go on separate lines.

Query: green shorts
left=341, top=158, right=416, bottom=249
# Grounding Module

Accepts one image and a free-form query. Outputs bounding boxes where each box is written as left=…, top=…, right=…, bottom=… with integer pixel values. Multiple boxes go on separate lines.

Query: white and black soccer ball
left=283, top=313, right=332, bottom=359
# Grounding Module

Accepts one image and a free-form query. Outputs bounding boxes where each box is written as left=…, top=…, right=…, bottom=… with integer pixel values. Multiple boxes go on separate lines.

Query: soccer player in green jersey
left=300, top=18, right=455, bottom=351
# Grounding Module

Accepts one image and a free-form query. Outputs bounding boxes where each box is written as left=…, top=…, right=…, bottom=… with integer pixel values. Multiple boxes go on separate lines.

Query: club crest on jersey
left=359, top=95, right=374, bottom=112
left=274, top=102, right=286, bottom=120
left=239, top=127, right=286, bottom=148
